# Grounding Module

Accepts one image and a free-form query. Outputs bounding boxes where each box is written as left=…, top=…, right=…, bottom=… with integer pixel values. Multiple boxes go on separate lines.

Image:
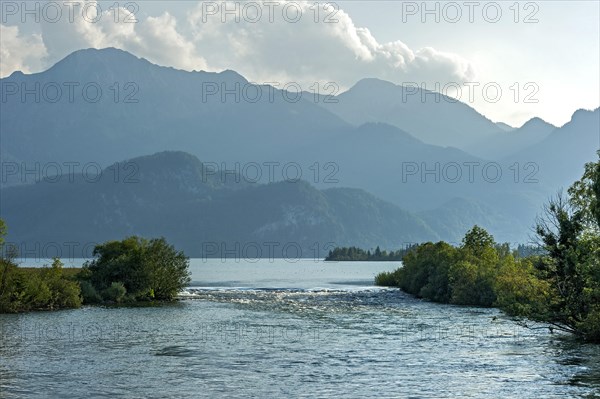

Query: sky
left=1, top=0, right=599, bottom=127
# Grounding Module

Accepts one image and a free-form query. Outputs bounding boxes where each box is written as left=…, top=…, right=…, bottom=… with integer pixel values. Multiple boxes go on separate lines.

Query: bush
left=375, top=270, right=401, bottom=286
left=375, top=227, right=502, bottom=307
left=393, top=241, right=457, bottom=302
left=579, top=307, right=600, bottom=343
left=494, top=257, right=553, bottom=318
left=84, top=236, right=190, bottom=302
left=80, top=281, right=102, bottom=304
left=102, top=282, right=127, bottom=303
left=0, top=257, right=82, bottom=312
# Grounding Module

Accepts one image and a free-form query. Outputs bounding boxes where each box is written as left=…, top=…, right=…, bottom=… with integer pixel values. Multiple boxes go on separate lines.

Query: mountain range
left=1, top=151, right=442, bottom=258
left=1, top=47, right=598, bottom=253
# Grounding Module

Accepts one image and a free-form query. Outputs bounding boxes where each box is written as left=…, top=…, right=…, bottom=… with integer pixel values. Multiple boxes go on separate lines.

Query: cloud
left=0, top=25, right=47, bottom=77
left=37, top=1, right=207, bottom=72
left=1, top=0, right=475, bottom=88
left=130, top=12, right=208, bottom=71
left=185, top=1, right=476, bottom=89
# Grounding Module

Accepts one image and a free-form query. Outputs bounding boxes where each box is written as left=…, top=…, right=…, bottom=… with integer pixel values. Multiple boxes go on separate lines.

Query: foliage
left=529, top=152, right=600, bottom=341
left=374, top=269, right=402, bottom=286
left=81, top=236, right=190, bottom=303
left=398, top=241, right=457, bottom=303
left=80, top=281, right=102, bottom=304
left=0, top=256, right=82, bottom=313
left=325, top=244, right=418, bottom=261
left=494, top=256, right=553, bottom=318
left=375, top=153, right=600, bottom=342
left=375, top=225, right=561, bottom=309
left=377, top=227, right=501, bottom=307
left=103, top=282, right=127, bottom=303
left=0, top=218, right=5, bottom=247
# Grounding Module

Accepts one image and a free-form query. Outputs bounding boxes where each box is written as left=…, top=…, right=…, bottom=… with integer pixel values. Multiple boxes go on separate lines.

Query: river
left=1, top=259, right=599, bottom=398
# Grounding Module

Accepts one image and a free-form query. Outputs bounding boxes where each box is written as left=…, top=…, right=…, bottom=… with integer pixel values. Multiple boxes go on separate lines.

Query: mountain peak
left=218, top=69, right=249, bottom=83
left=571, top=107, right=599, bottom=122
left=48, top=47, right=153, bottom=76
left=348, top=78, right=397, bottom=94
left=519, top=116, right=556, bottom=130
left=63, top=47, right=146, bottom=64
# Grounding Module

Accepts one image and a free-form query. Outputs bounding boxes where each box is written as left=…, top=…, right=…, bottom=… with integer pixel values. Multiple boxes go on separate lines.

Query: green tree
left=450, top=226, right=499, bottom=306
left=0, top=218, right=6, bottom=247
left=569, top=150, right=600, bottom=228
left=494, top=256, right=553, bottom=318
left=461, top=225, right=496, bottom=257
left=396, top=241, right=457, bottom=302
left=531, top=153, right=600, bottom=340
left=83, top=236, right=190, bottom=302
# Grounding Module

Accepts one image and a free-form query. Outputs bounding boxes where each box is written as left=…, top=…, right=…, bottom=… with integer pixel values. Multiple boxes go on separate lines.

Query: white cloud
left=0, top=25, right=47, bottom=77
left=1, top=0, right=474, bottom=89
left=186, top=1, right=476, bottom=88
left=37, top=1, right=207, bottom=72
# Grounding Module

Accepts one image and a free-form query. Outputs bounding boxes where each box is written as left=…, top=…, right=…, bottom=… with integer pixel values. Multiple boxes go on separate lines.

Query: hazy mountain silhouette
left=467, top=117, right=557, bottom=159
left=505, top=108, right=600, bottom=188
left=318, top=77, right=502, bottom=149
left=495, top=122, right=515, bottom=132
left=1, top=48, right=349, bottom=168
left=1, top=151, right=441, bottom=257
left=1, top=48, right=597, bottom=245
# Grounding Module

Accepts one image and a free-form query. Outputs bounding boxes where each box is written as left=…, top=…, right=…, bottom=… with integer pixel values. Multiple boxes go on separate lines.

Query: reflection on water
left=1, top=260, right=599, bottom=398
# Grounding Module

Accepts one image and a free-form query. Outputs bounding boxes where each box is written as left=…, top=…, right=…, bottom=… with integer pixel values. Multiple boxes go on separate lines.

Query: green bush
left=84, top=236, right=190, bottom=302
left=375, top=270, right=401, bottom=286
left=80, top=281, right=102, bottom=304
left=375, top=227, right=504, bottom=307
left=494, top=256, right=553, bottom=318
left=0, top=256, right=82, bottom=312
left=391, top=241, right=457, bottom=302
left=579, top=307, right=600, bottom=343
left=103, top=282, right=127, bottom=303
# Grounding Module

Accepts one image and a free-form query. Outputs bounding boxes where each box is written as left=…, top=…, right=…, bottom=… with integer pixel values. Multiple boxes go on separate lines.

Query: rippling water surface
left=1, top=260, right=599, bottom=398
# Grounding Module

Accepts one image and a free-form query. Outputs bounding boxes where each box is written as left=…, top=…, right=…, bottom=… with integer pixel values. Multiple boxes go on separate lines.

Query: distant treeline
left=326, top=243, right=544, bottom=261
left=325, top=245, right=418, bottom=261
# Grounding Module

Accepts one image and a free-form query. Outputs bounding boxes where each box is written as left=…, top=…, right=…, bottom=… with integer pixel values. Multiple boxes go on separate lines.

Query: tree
left=83, top=236, right=190, bottom=302
left=452, top=226, right=499, bottom=306
left=531, top=153, right=600, bottom=340
left=0, top=219, right=19, bottom=312
left=569, top=150, right=600, bottom=228
left=461, top=225, right=496, bottom=257
left=494, top=256, right=553, bottom=318
left=0, top=218, right=6, bottom=247
left=396, top=241, right=458, bottom=302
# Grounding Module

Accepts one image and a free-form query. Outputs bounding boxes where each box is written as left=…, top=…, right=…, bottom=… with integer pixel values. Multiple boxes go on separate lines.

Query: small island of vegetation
left=0, top=225, right=190, bottom=313
left=376, top=155, right=600, bottom=342
left=325, top=245, right=418, bottom=261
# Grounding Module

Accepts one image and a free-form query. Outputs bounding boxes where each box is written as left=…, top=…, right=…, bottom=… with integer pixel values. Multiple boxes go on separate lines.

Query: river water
left=1, top=260, right=599, bottom=398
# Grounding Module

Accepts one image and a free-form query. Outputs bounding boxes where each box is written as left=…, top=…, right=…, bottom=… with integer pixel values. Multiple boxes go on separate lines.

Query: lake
left=1, top=259, right=599, bottom=398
